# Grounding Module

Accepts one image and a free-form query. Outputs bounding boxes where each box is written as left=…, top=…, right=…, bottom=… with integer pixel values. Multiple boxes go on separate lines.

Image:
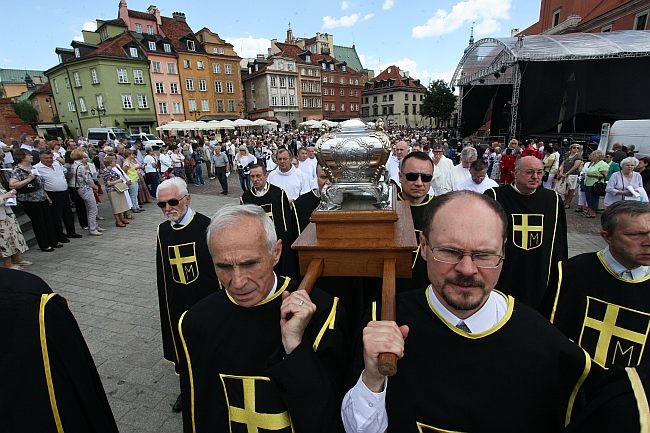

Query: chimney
left=147, top=5, right=162, bottom=26
left=172, top=12, right=186, bottom=22
left=118, top=0, right=130, bottom=27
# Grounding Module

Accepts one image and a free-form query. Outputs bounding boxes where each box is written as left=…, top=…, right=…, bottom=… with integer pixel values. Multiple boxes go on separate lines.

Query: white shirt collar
left=264, top=273, right=279, bottom=299
left=427, top=286, right=508, bottom=333
left=253, top=182, right=270, bottom=196
left=600, top=246, right=649, bottom=280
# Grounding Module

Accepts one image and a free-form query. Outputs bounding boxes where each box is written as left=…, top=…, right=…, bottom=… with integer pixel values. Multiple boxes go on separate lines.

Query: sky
left=1, top=0, right=540, bottom=85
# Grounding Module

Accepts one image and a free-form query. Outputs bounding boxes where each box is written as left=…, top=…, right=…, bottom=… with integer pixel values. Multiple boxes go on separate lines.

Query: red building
left=315, top=54, right=364, bottom=121
left=521, top=0, right=649, bottom=34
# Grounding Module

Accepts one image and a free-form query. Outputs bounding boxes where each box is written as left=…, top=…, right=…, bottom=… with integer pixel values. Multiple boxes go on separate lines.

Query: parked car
left=129, top=133, right=165, bottom=150
left=87, top=128, right=130, bottom=145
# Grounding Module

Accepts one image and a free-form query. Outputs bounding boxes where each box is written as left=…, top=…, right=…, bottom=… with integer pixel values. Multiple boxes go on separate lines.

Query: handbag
left=592, top=180, right=607, bottom=197
left=114, top=181, right=129, bottom=193
left=16, top=177, right=39, bottom=194
left=555, top=178, right=569, bottom=195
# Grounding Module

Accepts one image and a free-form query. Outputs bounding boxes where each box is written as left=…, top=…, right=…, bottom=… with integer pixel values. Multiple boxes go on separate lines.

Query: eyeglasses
left=404, top=172, right=433, bottom=182
left=521, top=169, right=545, bottom=177
left=427, top=244, right=504, bottom=268
left=156, top=195, right=187, bottom=208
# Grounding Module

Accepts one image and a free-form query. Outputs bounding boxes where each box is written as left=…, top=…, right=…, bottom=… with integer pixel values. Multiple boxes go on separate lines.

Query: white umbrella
left=321, top=120, right=339, bottom=128
left=300, top=119, right=320, bottom=127
left=219, top=119, right=236, bottom=128
left=156, top=120, right=182, bottom=131
left=193, top=121, right=210, bottom=130
left=233, top=118, right=254, bottom=127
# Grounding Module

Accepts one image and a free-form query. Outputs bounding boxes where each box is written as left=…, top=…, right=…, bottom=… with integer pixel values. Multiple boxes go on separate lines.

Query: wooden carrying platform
left=292, top=198, right=417, bottom=375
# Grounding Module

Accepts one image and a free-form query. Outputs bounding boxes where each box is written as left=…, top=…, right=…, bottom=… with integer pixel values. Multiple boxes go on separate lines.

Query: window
left=167, top=63, right=176, bottom=74
left=404, top=104, right=409, bottom=115
left=217, top=100, right=224, bottom=112
left=117, top=68, right=129, bottom=83
left=329, top=76, right=334, bottom=83
left=323, top=76, right=327, bottom=83
left=135, top=23, right=142, bottom=33
left=226, top=81, right=234, bottom=93
left=349, top=78, right=354, bottom=85
left=186, top=40, right=195, bottom=51
left=281, top=96, right=287, bottom=106
left=78, top=97, right=86, bottom=112
left=389, top=95, right=393, bottom=101
left=215, top=81, right=223, bottom=93
left=340, top=89, right=344, bottom=96
left=271, top=96, right=278, bottom=106
left=405, top=94, right=409, bottom=101
left=122, top=94, right=133, bottom=109
left=553, top=9, right=561, bottom=27
left=53, top=79, right=59, bottom=93
left=317, top=98, right=321, bottom=108
left=100, top=27, right=108, bottom=40
left=73, top=72, right=81, bottom=87
left=172, top=102, right=182, bottom=114
left=158, top=102, right=168, bottom=114
left=155, top=82, right=164, bottom=93
left=308, top=69, right=313, bottom=76
left=305, top=54, right=311, bottom=63
left=91, top=68, right=99, bottom=84
left=354, top=79, right=358, bottom=85
left=315, top=70, right=319, bottom=77
left=303, top=97, right=308, bottom=108
left=74, top=48, right=80, bottom=58
left=148, top=41, right=156, bottom=51
left=188, top=99, right=197, bottom=111
left=350, top=90, right=353, bottom=96
left=350, top=104, right=355, bottom=112
left=197, top=60, right=204, bottom=70
left=289, top=96, right=295, bottom=106
left=228, top=100, right=235, bottom=112
left=170, top=82, right=179, bottom=94
left=270, top=76, right=277, bottom=87
left=137, top=94, right=148, bottom=109
left=164, top=43, right=171, bottom=53
left=339, top=78, right=345, bottom=84
left=279, top=77, right=286, bottom=87
left=324, top=103, right=329, bottom=111
left=302, top=82, right=307, bottom=92
left=354, top=90, right=358, bottom=96
left=309, top=98, right=315, bottom=108
left=288, top=77, right=295, bottom=88
left=147, top=25, right=153, bottom=35
left=213, top=63, right=221, bottom=73
left=68, top=101, right=76, bottom=112
left=301, top=68, right=306, bottom=76
left=199, top=79, right=207, bottom=91
left=635, top=12, right=648, bottom=30
left=151, top=61, right=161, bottom=73
left=341, top=104, right=345, bottom=112
left=329, top=64, right=334, bottom=71
left=185, top=79, right=194, bottom=91
left=133, top=69, right=145, bottom=84
left=225, top=64, right=232, bottom=74
left=331, top=104, right=336, bottom=112
left=309, top=82, right=314, bottom=92
left=341, top=65, right=346, bottom=72
left=130, top=47, right=138, bottom=57
left=330, top=89, right=335, bottom=95
left=373, top=96, right=377, bottom=103
left=278, top=61, right=284, bottom=70
left=413, top=104, right=417, bottom=114
left=323, top=88, right=327, bottom=95
left=96, top=94, right=104, bottom=109
left=183, top=59, right=191, bottom=69
left=201, top=99, right=209, bottom=112
left=251, top=83, right=255, bottom=91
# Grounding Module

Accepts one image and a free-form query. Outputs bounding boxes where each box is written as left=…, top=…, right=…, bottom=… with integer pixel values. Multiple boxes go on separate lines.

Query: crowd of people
left=2, top=125, right=650, bottom=432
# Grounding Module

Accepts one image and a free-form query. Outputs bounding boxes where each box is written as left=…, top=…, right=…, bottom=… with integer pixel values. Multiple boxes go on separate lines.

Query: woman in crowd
left=48, top=140, right=65, bottom=164
left=170, top=145, right=186, bottom=180
left=234, top=144, right=257, bottom=192
left=555, top=143, right=583, bottom=208
left=102, top=155, right=132, bottom=227
left=542, top=146, right=559, bottom=190
left=0, top=186, right=30, bottom=269
left=143, top=147, right=160, bottom=197
left=637, top=156, right=650, bottom=198
left=582, top=150, right=609, bottom=218
left=605, top=156, right=648, bottom=207
left=122, top=149, right=143, bottom=213
left=9, top=149, right=60, bottom=252
left=70, top=149, right=104, bottom=236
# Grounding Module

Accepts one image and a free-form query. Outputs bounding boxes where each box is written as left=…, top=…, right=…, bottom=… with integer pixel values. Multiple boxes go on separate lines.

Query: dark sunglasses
left=404, top=172, right=433, bottom=182
left=156, top=195, right=187, bottom=208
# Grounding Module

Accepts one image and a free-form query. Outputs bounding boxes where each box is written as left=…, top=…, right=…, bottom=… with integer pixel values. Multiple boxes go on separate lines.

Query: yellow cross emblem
left=220, top=374, right=293, bottom=432
left=168, top=243, right=199, bottom=285
left=580, top=296, right=650, bottom=367
left=511, top=214, right=544, bottom=250
left=261, top=203, right=274, bottom=221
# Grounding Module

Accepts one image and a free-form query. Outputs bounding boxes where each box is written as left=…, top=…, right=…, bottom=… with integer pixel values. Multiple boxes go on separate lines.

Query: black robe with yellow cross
left=0, top=268, right=118, bottom=432
left=156, top=212, right=219, bottom=372
left=485, top=184, right=567, bottom=311
left=396, top=192, right=434, bottom=293
left=241, top=182, right=299, bottom=280
left=178, top=276, right=348, bottom=433
left=354, top=288, right=598, bottom=433
left=546, top=251, right=650, bottom=369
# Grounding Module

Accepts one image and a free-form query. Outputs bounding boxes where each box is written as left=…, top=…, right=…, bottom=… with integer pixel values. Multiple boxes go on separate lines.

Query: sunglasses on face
left=404, top=172, right=433, bottom=182
left=156, top=195, right=187, bottom=208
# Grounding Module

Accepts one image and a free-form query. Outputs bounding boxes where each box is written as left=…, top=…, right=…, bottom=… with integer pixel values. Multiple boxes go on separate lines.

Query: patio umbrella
left=233, top=118, right=254, bottom=127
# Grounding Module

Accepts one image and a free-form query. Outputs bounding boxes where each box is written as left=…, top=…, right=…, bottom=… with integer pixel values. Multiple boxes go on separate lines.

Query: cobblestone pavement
left=19, top=177, right=605, bottom=433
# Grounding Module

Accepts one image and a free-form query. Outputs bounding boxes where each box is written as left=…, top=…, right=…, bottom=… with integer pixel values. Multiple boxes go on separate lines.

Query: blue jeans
left=145, top=172, right=160, bottom=197
left=194, top=164, right=204, bottom=185
left=128, top=182, right=140, bottom=210
left=584, top=185, right=599, bottom=211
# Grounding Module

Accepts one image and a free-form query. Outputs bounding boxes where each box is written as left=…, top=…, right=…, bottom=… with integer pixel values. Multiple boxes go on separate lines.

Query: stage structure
left=451, top=30, right=650, bottom=140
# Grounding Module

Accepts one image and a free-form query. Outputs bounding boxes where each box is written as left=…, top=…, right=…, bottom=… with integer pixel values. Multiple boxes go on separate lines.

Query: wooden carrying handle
left=296, top=258, right=324, bottom=295
left=378, top=258, right=398, bottom=376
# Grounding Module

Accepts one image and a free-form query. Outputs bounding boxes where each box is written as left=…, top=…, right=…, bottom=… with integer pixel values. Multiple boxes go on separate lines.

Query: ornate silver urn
left=315, top=118, right=392, bottom=210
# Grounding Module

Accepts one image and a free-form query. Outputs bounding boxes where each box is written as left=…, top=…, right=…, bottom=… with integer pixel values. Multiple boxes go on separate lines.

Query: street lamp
left=90, top=107, right=106, bottom=127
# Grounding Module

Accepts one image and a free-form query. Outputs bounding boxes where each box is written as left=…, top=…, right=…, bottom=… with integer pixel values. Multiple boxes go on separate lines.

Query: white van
left=87, top=128, right=130, bottom=146
left=598, top=120, right=650, bottom=157
left=129, top=133, right=165, bottom=150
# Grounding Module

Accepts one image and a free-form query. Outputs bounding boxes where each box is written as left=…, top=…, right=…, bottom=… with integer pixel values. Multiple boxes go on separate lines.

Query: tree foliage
left=420, top=80, right=457, bottom=122
left=12, top=100, right=39, bottom=123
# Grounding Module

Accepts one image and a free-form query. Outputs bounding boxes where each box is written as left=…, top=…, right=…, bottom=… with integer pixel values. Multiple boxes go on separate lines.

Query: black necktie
left=173, top=223, right=182, bottom=228
left=456, top=321, right=471, bottom=333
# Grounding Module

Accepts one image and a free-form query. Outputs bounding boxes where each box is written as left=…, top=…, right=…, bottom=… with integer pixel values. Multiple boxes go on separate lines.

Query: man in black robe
left=291, top=164, right=330, bottom=235
left=546, top=200, right=650, bottom=368
left=484, top=155, right=568, bottom=311
left=342, top=191, right=597, bottom=433
left=178, top=204, right=347, bottom=433
left=241, top=163, right=298, bottom=280
left=0, top=268, right=118, bottom=432
left=396, top=151, right=435, bottom=292
left=156, top=177, right=219, bottom=412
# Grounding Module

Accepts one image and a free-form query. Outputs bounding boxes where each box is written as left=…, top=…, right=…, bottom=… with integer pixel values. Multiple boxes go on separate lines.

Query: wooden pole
left=296, top=258, right=324, bottom=295
left=378, top=258, right=398, bottom=376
